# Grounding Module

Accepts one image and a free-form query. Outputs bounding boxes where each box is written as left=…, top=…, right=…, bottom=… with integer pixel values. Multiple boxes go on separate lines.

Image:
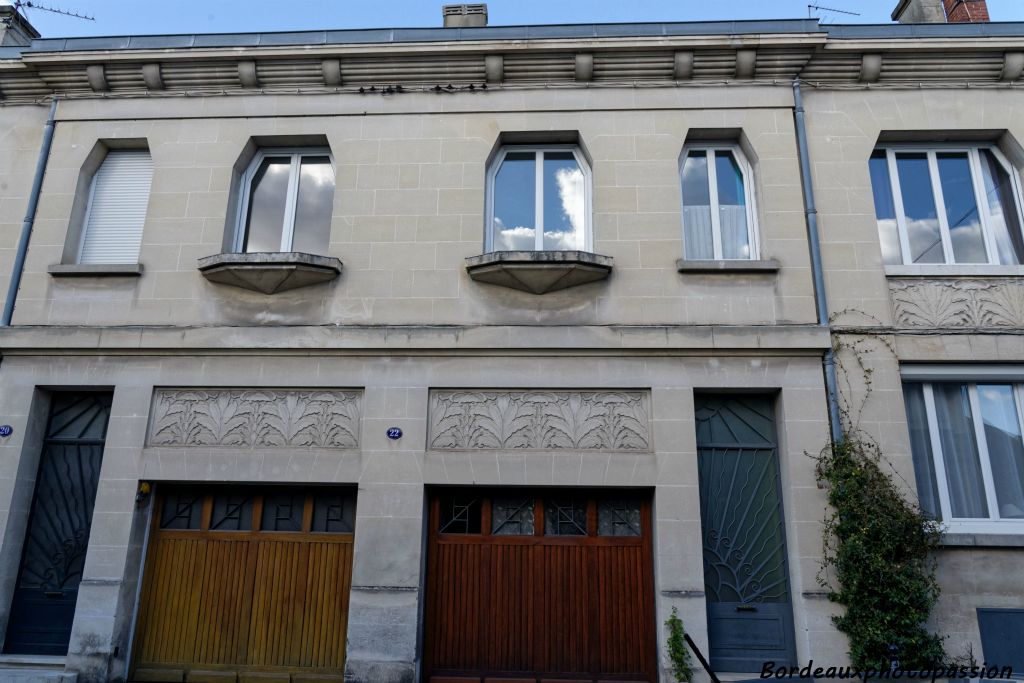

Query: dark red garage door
left=423, top=488, right=658, bottom=683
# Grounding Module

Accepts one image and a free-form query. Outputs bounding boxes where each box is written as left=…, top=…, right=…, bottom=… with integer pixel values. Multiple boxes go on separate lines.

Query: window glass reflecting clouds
left=977, top=385, right=1024, bottom=519
left=869, top=147, right=1024, bottom=266
left=869, top=150, right=901, bottom=265
left=493, top=152, right=537, bottom=250
left=937, top=152, right=986, bottom=263
left=980, top=150, right=1024, bottom=265
left=490, top=148, right=587, bottom=251
left=896, top=153, right=944, bottom=264
left=543, top=152, right=584, bottom=250
left=291, top=156, right=335, bottom=254
left=244, top=157, right=290, bottom=253
left=242, top=151, right=335, bottom=253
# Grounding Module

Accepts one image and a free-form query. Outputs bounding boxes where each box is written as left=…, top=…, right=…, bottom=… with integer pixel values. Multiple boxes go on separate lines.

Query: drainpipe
left=792, top=79, right=844, bottom=444
left=2, top=97, right=58, bottom=326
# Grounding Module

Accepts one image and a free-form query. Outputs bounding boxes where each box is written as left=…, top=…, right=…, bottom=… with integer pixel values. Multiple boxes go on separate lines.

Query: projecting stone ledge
left=465, top=251, right=613, bottom=294
left=198, top=252, right=342, bottom=294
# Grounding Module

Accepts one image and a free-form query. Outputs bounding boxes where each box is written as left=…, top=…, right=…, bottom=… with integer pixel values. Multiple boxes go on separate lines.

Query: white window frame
left=484, top=144, right=593, bottom=253
left=679, top=143, right=760, bottom=260
left=909, top=378, right=1024, bottom=535
left=874, top=144, right=1024, bottom=266
left=233, top=147, right=335, bottom=253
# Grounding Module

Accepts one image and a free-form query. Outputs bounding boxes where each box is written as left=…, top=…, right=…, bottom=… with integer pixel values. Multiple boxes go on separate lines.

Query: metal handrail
left=684, top=632, right=722, bottom=683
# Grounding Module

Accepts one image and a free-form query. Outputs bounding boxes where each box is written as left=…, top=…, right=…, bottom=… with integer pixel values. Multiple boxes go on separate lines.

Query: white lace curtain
left=683, top=205, right=749, bottom=260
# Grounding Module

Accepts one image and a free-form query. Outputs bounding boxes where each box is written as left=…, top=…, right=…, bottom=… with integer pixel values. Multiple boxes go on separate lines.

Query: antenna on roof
left=807, top=4, right=860, bottom=19
left=11, top=0, right=95, bottom=22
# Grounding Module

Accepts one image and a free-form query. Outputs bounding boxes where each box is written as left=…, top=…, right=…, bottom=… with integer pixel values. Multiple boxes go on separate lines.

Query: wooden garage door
left=424, top=489, right=657, bottom=683
left=130, top=485, right=355, bottom=683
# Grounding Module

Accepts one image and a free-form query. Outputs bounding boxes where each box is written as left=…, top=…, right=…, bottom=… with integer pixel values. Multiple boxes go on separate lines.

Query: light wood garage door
left=131, top=485, right=355, bottom=683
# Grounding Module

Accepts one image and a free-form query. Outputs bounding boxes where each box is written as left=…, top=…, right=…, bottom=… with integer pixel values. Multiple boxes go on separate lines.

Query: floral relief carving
left=889, top=279, right=1024, bottom=329
left=148, top=389, right=361, bottom=448
left=428, top=390, right=651, bottom=451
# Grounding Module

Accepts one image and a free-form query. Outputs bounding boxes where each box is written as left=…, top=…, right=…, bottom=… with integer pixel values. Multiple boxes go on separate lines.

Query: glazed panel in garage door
left=130, top=486, right=355, bottom=683
left=423, top=488, right=657, bottom=683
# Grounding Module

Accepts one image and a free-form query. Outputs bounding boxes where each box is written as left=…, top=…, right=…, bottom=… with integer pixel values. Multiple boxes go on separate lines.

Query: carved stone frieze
left=148, top=389, right=361, bottom=448
left=889, top=279, right=1024, bottom=329
left=428, top=390, right=651, bottom=451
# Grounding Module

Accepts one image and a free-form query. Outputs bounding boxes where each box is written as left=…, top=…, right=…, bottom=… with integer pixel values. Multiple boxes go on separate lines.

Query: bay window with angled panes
left=904, top=380, right=1024, bottom=533
left=869, top=146, right=1024, bottom=266
left=235, top=148, right=336, bottom=254
left=486, top=145, right=591, bottom=252
left=680, top=145, right=758, bottom=260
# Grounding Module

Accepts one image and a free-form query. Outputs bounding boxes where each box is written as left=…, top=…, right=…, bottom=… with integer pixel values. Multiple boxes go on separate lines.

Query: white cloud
left=493, top=217, right=536, bottom=250
left=551, top=166, right=584, bottom=249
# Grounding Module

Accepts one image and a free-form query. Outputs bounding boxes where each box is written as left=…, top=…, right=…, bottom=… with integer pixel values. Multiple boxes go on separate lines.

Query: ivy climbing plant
left=816, top=323, right=947, bottom=670
left=815, top=433, right=946, bottom=669
left=665, top=607, right=694, bottom=683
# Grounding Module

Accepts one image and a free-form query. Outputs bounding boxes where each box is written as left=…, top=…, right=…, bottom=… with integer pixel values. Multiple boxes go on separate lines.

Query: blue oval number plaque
left=386, top=427, right=403, bottom=440
left=0, top=425, right=12, bottom=438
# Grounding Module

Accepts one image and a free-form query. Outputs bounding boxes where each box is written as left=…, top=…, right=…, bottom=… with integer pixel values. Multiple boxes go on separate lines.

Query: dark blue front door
left=695, top=395, right=797, bottom=672
left=3, top=393, right=111, bottom=655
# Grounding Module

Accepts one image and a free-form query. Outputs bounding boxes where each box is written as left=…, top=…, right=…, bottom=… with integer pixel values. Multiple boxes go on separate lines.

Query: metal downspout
left=2, top=98, right=58, bottom=326
left=792, top=79, right=844, bottom=444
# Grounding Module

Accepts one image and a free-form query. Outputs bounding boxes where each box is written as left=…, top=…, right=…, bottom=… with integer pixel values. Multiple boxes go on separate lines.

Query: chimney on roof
left=892, top=0, right=947, bottom=22
left=942, top=0, right=989, bottom=22
left=443, top=4, right=487, bottom=28
left=0, top=4, right=40, bottom=46
left=892, top=0, right=990, bottom=22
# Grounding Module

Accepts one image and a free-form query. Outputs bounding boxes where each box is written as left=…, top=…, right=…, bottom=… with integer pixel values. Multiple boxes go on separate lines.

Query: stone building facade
left=0, top=1, right=1021, bottom=681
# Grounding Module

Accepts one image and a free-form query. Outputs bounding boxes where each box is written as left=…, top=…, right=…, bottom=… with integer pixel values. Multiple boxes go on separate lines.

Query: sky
left=8, top=0, right=1024, bottom=38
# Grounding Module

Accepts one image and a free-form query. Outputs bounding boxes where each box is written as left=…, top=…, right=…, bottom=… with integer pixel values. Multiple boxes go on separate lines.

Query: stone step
left=0, top=655, right=76, bottom=683
left=0, top=669, right=77, bottom=683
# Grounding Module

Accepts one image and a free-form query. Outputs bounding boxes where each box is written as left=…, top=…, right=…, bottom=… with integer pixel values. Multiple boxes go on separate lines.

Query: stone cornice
left=0, top=324, right=831, bottom=355
left=1, top=29, right=1022, bottom=101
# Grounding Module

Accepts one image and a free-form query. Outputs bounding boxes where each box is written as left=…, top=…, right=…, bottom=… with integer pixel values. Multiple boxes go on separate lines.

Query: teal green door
left=695, top=395, right=796, bottom=672
left=3, top=393, right=111, bottom=655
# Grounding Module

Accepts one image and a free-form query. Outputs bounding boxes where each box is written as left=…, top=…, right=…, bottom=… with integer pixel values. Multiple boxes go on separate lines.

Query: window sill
left=465, top=250, right=613, bottom=294
left=676, top=258, right=780, bottom=274
left=48, top=263, right=143, bottom=277
left=198, top=252, right=342, bottom=294
left=941, top=532, right=1024, bottom=548
left=885, top=264, right=1024, bottom=278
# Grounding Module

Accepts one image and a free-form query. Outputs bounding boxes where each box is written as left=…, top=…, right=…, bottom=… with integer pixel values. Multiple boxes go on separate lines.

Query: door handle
left=735, top=604, right=758, bottom=612
left=43, top=591, right=64, bottom=598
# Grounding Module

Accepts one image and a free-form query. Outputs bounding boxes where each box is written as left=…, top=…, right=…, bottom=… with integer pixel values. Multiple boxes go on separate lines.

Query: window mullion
left=927, top=151, right=955, bottom=264
left=968, top=149, right=998, bottom=264
left=967, top=384, right=1001, bottom=520
left=922, top=383, right=954, bottom=522
left=534, top=150, right=544, bottom=251
left=887, top=150, right=914, bottom=265
left=707, top=149, right=723, bottom=259
left=281, top=154, right=302, bottom=251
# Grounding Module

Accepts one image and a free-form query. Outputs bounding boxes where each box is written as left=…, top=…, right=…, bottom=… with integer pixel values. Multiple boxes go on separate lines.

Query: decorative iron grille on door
left=695, top=394, right=797, bottom=672
left=3, top=393, right=112, bottom=655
